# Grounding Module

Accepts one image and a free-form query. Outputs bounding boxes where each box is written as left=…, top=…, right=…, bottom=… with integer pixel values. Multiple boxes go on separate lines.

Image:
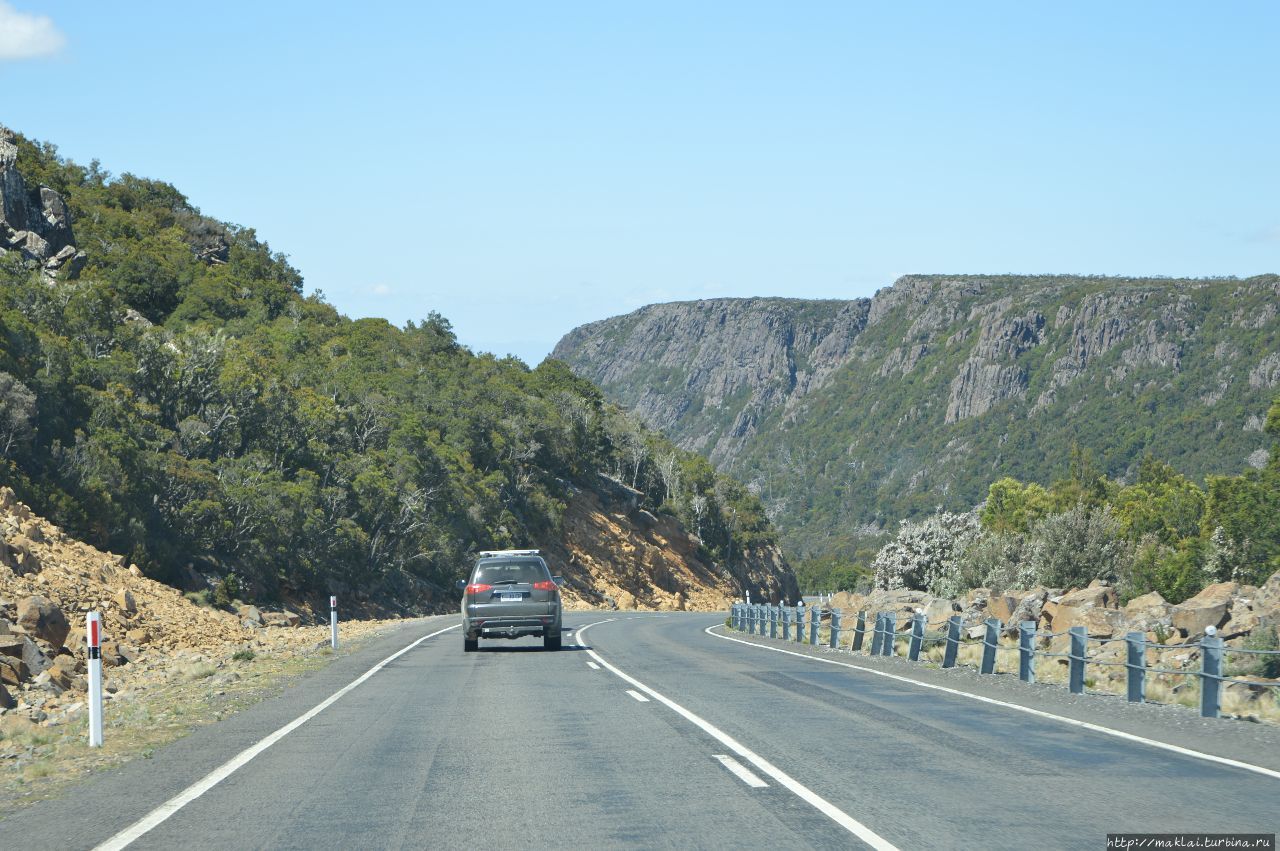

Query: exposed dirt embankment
left=541, top=478, right=796, bottom=611
left=0, top=487, right=397, bottom=729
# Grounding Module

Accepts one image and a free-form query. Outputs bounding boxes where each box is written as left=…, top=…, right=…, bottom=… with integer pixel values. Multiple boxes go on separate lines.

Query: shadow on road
left=475, top=644, right=591, bottom=653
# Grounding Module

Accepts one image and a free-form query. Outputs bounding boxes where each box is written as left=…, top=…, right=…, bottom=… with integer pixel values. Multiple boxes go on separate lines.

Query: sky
left=1, top=1, right=1277, bottom=364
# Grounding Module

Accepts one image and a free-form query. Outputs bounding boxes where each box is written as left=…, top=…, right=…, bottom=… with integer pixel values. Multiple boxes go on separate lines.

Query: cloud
left=0, top=2, right=66, bottom=61
left=370, top=284, right=392, bottom=296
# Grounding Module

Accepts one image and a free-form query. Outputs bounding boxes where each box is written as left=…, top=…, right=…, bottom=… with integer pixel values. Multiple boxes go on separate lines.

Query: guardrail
left=729, top=603, right=1280, bottom=719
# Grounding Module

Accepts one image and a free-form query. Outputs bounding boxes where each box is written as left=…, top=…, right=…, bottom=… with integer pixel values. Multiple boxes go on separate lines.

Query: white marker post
left=330, top=596, right=338, bottom=650
left=86, top=611, right=103, bottom=747
left=746, top=590, right=751, bottom=605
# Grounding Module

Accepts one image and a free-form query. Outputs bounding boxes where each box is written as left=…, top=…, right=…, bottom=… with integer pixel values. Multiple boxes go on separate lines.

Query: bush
left=871, top=511, right=981, bottom=596
left=1023, top=503, right=1131, bottom=589
left=212, top=574, right=240, bottom=609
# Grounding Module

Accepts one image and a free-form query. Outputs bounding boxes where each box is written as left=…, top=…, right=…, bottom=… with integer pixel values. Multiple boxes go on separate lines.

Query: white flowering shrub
left=871, top=511, right=982, bottom=595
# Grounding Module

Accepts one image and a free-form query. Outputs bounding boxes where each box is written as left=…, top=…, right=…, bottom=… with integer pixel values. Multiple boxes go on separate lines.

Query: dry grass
left=0, top=627, right=386, bottom=814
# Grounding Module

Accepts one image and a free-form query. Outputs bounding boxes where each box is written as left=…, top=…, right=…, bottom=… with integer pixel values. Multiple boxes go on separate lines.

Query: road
left=2, top=612, right=1277, bottom=849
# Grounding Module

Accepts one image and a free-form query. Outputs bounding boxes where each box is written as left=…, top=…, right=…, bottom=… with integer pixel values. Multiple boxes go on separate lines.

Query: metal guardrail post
left=1068, top=626, right=1086, bottom=694
left=795, top=604, right=804, bottom=643
left=829, top=609, right=842, bottom=649
left=1018, top=620, right=1036, bottom=683
left=1200, top=632, right=1223, bottom=719
left=809, top=606, right=819, bottom=646
left=980, top=618, right=1000, bottom=674
left=782, top=607, right=791, bottom=641
left=1126, top=631, right=1146, bottom=703
left=869, top=613, right=883, bottom=655
left=908, top=611, right=925, bottom=662
left=754, top=604, right=762, bottom=635
left=883, top=612, right=896, bottom=657
left=942, top=615, right=961, bottom=668
left=852, top=610, right=866, bottom=652
left=770, top=605, right=778, bottom=639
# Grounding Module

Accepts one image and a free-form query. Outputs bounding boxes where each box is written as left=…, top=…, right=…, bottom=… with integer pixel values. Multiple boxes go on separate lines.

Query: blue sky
left=2, top=2, right=1277, bottom=364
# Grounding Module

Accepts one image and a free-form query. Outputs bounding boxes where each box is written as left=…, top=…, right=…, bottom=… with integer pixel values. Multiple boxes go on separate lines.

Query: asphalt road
left=2, top=612, right=1277, bottom=849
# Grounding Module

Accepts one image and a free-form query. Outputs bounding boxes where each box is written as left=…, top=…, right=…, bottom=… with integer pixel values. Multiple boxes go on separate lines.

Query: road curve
left=1, top=612, right=1276, bottom=850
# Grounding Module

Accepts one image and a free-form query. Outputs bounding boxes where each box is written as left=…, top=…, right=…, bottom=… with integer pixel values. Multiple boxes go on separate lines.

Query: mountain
left=552, top=275, right=1280, bottom=559
left=0, top=124, right=797, bottom=611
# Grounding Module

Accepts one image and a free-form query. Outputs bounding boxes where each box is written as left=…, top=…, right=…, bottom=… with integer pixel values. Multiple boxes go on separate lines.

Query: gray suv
left=457, top=550, right=563, bottom=652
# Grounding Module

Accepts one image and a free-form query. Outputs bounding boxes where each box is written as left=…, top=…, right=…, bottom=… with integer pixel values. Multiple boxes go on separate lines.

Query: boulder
left=1058, top=584, right=1118, bottom=610
left=1171, top=582, right=1236, bottom=638
left=988, top=594, right=1020, bottom=624
left=125, top=628, right=151, bottom=645
left=1123, top=591, right=1173, bottom=632
left=0, top=654, right=27, bottom=685
left=0, top=682, right=13, bottom=709
left=923, top=598, right=959, bottom=628
left=1256, top=570, right=1280, bottom=611
left=1052, top=604, right=1122, bottom=638
left=237, top=605, right=263, bottom=626
left=262, top=611, right=301, bottom=628
left=0, top=616, right=10, bottom=635
left=17, top=595, right=69, bottom=648
left=116, top=588, right=137, bottom=614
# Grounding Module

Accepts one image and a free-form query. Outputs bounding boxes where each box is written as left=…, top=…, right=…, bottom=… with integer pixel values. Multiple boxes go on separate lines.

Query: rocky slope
left=553, top=275, right=1280, bottom=556
left=546, top=475, right=795, bottom=611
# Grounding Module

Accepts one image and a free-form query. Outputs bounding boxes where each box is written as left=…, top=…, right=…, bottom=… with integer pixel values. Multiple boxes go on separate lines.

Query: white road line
left=714, top=754, right=768, bottom=788
left=586, top=661, right=601, bottom=670
left=575, top=620, right=897, bottom=851
left=705, top=624, right=1280, bottom=783
left=626, top=689, right=651, bottom=702
left=93, top=623, right=460, bottom=851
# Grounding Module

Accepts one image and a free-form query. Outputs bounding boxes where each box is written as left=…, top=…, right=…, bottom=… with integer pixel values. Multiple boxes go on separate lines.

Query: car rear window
left=473, top=560, right=548, bottom=584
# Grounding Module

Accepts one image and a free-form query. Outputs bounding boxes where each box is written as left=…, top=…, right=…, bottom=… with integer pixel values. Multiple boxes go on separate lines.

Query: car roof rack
left=477, top=549, right=541, bottom=558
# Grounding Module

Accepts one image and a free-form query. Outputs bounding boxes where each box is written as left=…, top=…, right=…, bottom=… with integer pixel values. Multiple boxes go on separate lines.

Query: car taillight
left=532, top=580, right=557, bottom=591
left=465, top=583, right=493, bottom=594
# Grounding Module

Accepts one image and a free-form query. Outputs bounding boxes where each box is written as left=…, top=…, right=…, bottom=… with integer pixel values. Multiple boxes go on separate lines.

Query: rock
left=988, top=594, right=1020, bottom=624
left=1256, top=570, right=1280, bottom=610
left=1171, top=582, right=1236, bottom=638
left=0, top=654, right=27, bottom=685
left=125, top=628, right=151, bottom=645
left=923, top=598, right=959, bottom=627
left=1123, top=591, right=1173, bottom=632
left=237, top=605, right=263, bottom=626
left=1058, top=585, right=1118, bottom=610
left=16, top=596, right=70, bottom=648
left=0, top=617, right=10, bottom=635
left=116, top=588, right=137, bottom=614
left=1051, top=604, right=1122, bottom=638
left=100, top=640, right=126, bottom=667
left=262, top=611, right=300, bottom=628
left=128, top=564, right=143, bottom=578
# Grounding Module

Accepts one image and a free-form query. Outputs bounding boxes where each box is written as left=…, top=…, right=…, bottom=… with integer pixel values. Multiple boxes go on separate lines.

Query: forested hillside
left=554, top=277, right=1280, bottom=563
left=0, top=126, right=791, bottom=611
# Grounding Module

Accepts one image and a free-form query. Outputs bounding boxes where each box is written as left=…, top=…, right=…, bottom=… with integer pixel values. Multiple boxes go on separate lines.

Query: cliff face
left=0, top=127, right=85, bottom=277
left=553, top=275, right=1280, bottom=558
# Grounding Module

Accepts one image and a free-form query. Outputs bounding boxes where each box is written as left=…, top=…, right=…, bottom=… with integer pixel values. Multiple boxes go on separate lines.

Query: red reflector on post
left=465, top=583, right=493, bottom=594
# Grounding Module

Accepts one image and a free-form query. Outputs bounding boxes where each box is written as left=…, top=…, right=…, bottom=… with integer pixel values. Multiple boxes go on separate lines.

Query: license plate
left=500, top=594, right=522, bottom=602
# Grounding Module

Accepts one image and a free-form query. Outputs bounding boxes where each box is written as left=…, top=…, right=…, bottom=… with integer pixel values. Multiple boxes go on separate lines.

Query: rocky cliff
left=553, top=275, right=1280, bottom=557
left=0, top=127, right=85, bottom=277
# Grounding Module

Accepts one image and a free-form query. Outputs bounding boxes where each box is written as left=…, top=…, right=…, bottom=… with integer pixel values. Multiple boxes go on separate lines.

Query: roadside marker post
left=86, top=611, right=103, bottom=747
left=330, top=596, right=338, bottom=650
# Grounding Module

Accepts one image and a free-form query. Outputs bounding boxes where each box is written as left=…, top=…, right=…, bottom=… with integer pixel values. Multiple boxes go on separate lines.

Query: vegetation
left=868, top=404, right=1280, bottom=603
left=0, top=133, right=776, bottom=607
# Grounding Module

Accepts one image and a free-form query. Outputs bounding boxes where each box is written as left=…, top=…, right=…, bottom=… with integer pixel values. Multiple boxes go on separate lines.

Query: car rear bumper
left=464, top=614, right=561, bottom=638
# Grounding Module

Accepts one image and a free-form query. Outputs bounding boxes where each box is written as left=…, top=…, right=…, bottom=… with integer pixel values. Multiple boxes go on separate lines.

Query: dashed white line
left=576, top=620, right=897, bottom=850
left=704, top=623, right=1280, bottom=783
left=626, top=689, right=650, bottom=702
left=93, top=622, right=460, bottom=850
left=714, top=754, right=768, bottom=788
left=586, top=661, right=600, bottom=670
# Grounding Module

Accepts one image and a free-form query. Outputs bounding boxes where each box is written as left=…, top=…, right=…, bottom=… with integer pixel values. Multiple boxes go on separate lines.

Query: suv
left=457, top=550, right=563, bottom=652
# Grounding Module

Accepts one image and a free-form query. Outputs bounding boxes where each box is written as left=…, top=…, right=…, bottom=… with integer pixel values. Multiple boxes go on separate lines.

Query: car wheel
left=464, top=635, right=478, bottom=652
left=543, top=629, right=561, bottom=651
